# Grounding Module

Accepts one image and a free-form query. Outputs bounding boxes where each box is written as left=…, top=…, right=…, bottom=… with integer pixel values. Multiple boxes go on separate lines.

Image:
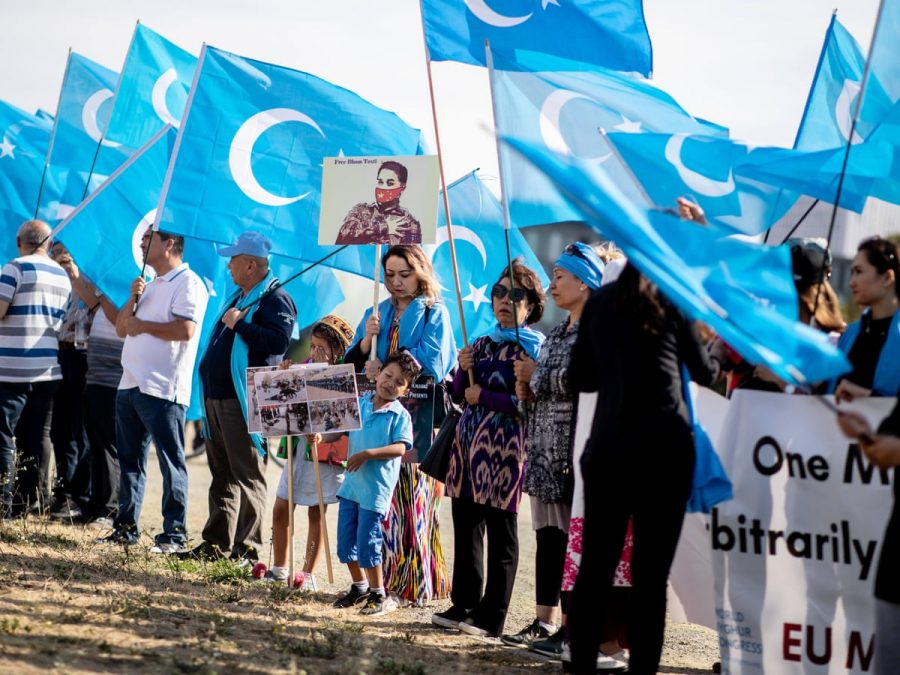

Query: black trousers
left=0, top=380, right=59, bottom=515
left=535, top=524, right=569, bottom=608
left=83, top=384, right=119, bottom=519
left=449, top=497, right=519, bottom=636
left=568, top=420, right=694, bottom=675
left=50, top=348, right=91, bottom=507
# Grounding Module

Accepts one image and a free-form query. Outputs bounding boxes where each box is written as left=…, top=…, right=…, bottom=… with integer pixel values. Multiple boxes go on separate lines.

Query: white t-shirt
left=119, top=262, right=209, bottom=404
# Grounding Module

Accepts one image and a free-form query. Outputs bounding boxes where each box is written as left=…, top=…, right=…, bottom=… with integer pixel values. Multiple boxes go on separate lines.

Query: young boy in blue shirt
left=312, top=350, right=420, bottom=615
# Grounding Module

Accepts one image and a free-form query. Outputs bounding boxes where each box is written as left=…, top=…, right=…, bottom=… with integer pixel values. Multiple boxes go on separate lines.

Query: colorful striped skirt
left=382, top=463, right=451, bottom=604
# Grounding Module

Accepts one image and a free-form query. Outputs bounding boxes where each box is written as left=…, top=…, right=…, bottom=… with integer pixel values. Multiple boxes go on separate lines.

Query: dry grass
left=0, top=518, right=558, bottom=675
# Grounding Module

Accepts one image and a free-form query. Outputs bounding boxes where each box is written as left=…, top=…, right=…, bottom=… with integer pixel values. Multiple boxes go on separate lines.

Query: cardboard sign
left=319, top=155, right=439, bottom=246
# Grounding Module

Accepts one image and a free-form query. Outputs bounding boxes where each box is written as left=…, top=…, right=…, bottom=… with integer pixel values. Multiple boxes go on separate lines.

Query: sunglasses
left=491, top=284, right=527, bottom=303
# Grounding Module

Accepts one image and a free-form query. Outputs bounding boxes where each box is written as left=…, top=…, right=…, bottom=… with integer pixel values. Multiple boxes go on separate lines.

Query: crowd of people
left=0, top=213, right=897, bottom=674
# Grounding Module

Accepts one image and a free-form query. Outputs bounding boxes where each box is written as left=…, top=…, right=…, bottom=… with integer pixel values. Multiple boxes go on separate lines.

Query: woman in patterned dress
left=345, top=245, right=456, bottom=605
left=501, top=243, right=628, bottom=668
left=431, top=259, right=546, bottom=638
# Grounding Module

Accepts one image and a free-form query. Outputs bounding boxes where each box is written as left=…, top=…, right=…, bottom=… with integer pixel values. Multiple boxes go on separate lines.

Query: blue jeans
left=114, top=388, right=188, bottom=545
left=337, top=497, right=385, bottom=569
left=0, top=380, right=58, bottom=516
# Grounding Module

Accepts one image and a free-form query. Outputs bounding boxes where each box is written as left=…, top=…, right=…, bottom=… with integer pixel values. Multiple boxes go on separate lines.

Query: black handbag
left=419, top=406, right=460, bottom=483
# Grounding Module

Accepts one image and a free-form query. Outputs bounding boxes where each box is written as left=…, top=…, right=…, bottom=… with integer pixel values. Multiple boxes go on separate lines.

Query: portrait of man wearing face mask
left=335, top=160, right=422, bottom=246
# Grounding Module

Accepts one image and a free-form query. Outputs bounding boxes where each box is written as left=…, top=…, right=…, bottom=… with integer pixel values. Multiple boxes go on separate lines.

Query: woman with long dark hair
left=565, top=263, right=720, bottom=674
left=832, top=236, right=900, bottom=401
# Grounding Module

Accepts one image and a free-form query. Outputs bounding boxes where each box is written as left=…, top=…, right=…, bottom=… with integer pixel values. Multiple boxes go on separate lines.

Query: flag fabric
left=54, top=126, right=178, bottom=308
left=736, top=140, right=892, bottom=213
left=489, top=49, right=725, bottom=227
left=795, top=16, right=874, bottom=150
left=861, top=0, right=900, bottom=125
left=41, top=52, right=129, bottom=223
left=104, top=23, right=197, bottom=148
left=0, top=101, right=53, bottom=261
left=421, top=0, right=652, bottom=76
left=502, top=133, right=851, bottom=386
left=156, top=45, right=425, bottom=277
left=426, top=170, right=549, bottom=346
left=607, top=132, right=823, bottom=233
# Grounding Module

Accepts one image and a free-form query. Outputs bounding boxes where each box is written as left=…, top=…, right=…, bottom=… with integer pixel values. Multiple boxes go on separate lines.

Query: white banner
left=714, top=391, right=895, bottom=674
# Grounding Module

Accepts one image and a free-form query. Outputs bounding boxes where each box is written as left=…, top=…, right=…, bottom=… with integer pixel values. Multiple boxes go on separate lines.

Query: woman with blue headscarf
left=500, top=243, right=610, bottom=656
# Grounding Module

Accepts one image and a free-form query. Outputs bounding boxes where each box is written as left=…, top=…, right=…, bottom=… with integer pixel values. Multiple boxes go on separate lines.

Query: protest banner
left=713, top=390, right=894, bottom=674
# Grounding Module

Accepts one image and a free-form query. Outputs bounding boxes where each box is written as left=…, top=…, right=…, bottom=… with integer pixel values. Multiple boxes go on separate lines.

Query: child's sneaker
left=359, top=591, right=398, bottom=616
left=294, top=571, right=318, bottom=592
left=332, top=584, right=369, bottom=608
left=262, top=568, right=288, bottom=582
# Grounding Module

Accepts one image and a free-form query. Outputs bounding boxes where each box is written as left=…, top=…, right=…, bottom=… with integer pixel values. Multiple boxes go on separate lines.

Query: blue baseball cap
left=217, top=231, right=273, bottom=258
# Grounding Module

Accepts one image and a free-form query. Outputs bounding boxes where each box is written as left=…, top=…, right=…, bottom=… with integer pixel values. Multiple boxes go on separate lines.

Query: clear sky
left=0, top=0, right=881, bottom=187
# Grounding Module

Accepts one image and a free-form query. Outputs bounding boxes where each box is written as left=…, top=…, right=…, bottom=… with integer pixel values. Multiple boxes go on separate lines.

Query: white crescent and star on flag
left=228, top=107, right=326, bottom=206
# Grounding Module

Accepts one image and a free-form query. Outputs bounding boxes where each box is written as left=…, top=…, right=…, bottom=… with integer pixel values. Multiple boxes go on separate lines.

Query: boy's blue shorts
left=337, top=497, right=385, bottom=569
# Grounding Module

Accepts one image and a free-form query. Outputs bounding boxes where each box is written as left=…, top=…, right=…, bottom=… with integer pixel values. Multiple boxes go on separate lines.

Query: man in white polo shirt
left=98, top=228, right=208, bottom=552
left=0, top=220, right=71, bottom=518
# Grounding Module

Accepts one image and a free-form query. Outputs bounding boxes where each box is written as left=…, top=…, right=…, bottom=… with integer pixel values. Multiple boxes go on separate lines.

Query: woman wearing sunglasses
left=432, top=259, right=546, bottom=638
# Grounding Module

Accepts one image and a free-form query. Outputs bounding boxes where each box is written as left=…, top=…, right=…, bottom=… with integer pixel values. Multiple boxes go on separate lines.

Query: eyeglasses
left=491, top=284, right=527, bottom=303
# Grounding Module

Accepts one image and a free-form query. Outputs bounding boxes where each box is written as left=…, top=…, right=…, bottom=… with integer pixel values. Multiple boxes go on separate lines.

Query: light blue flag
left=736, top=141, right=892, bottom=213
left=156, top=45, right=425, bottom=277
left=54, top=126, right=178, bottom=307
left=490, top=49, right=726, bottom=228
left=426, top=170, right=549, bottom=346
left=607, top=132, right=808, bottom=233
left=34, top=109, right=54, bottom=124
left=860, top=0, right=900, bottom=126
left=502, top=133, right=851, bottom=386
left=0, top=101, right=53, bottom=261
left=795, top=16, right=875, bottom=150
left=42, top=52, right=129, bottom=223
left=104, top=23, right=197, bottom=149
left=421, top=0, right=652, bottom=76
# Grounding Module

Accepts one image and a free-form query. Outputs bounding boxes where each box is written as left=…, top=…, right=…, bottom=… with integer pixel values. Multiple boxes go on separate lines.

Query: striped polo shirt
left=0, top=254, right=71, bottom=382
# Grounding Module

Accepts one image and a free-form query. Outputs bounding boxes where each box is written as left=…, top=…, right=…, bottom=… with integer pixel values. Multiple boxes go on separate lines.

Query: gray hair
left=17, top=220, right=52, bottom=251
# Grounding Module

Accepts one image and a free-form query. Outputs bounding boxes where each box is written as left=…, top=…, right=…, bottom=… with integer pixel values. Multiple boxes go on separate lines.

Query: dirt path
left=0, top=451, right=718, bottom=674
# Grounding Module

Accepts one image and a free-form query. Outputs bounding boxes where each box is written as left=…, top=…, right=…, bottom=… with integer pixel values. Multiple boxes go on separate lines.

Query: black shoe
left=95, top=529, right=137, bottom=545
left=529, top=630, right=565, bottom=658
left=431, top=605, right=470, bottom=629
left=175, top=542, right=224, bottom=561
left=333, top=584, right=370, bottom=608
left=50, top=497, right=84, bottom=521
left=501, top=618, right=555, bottom=648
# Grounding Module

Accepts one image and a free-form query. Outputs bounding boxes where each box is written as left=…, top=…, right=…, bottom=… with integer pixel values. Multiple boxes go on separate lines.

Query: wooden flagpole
left=309, top=440, right=335, bottom=583
left=417, top=6, right=474, bottom=386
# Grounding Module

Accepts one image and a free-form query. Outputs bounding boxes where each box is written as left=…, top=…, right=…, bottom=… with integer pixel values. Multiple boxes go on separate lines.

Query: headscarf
left=554, top=242, right=605, bottom=290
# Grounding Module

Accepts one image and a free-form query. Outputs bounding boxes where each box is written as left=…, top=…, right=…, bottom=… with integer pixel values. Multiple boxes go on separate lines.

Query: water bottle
left=73, top=305, right=89, bottom=350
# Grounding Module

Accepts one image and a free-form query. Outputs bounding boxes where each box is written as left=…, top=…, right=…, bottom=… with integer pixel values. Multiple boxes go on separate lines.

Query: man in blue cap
left=181, top=231, right=297, bottom=563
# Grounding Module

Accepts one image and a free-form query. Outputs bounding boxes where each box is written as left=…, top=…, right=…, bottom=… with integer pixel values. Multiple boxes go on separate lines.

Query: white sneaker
left=359, top=592, right=398, bottom=616
left=149, top=542, right=185, bottom=555
left=87, top=516, right=115, bottom=530
left=596, top=649, right=628, bottom=672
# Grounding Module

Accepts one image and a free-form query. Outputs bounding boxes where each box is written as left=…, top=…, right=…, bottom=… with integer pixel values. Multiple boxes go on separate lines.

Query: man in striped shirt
left=0, top=220, right=71, bottom=518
